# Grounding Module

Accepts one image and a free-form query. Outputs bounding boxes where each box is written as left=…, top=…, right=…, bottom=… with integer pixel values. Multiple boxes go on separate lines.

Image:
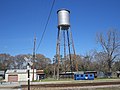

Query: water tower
left=55, top=9, right=78, bottom=80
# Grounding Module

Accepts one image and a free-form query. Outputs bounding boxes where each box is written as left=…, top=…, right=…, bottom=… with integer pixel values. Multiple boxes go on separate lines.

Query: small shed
left=5, top=69, right=36, bottom=82
left=36, top=70, right=45, bottom=80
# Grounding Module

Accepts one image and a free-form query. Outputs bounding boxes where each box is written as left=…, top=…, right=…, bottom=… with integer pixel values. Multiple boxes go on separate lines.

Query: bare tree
left=0, top=54, right=15, bottom=70
left=14, top=54, right=28, bottom=69
left=97, top=29, right=120, bottom=72
left=112, top=57, right=120, bottom=71
left=94, top=52, right=108, bottom=73
left=82, top=50, right=96, bottom=71
left=35, top=54, right=51, bottom=70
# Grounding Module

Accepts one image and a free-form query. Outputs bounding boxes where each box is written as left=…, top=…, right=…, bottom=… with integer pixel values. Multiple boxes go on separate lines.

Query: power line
left=36, top=0, right=56, bottom=52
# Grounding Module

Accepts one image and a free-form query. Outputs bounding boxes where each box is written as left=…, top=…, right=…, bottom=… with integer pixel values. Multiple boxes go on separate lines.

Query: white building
left=5, top=69, right=36, bottom=82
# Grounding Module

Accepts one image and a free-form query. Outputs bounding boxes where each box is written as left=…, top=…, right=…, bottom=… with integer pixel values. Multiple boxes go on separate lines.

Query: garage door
left=8, top=75, right=18, bottom=82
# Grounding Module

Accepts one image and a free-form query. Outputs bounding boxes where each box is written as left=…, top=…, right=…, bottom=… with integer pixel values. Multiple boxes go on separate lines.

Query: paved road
left=0, top=82, right=22, bottom=90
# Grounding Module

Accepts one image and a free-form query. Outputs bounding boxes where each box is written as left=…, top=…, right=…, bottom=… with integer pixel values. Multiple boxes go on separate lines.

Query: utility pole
left=27, top=63, right=30, bottom=90
left=32, top=35, right=36, bottom=81
left=53, top=57, right=56, bottom=79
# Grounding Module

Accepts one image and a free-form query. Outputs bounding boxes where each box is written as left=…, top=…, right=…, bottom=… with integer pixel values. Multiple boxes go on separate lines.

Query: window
left=81, top=75, right=83, bottom=77
left=90, top=74, right=93, bottom=77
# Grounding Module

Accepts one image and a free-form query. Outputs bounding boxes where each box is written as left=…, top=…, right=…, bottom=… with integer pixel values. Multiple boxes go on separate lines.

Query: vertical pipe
left=67, top=30, right=72, bottom=75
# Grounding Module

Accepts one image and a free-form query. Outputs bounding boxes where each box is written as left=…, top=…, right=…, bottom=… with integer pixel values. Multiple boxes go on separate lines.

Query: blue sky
left=0, top=0, right=120, bottom=59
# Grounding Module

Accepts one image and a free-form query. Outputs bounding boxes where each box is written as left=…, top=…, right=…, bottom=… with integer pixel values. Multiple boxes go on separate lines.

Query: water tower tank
left=57, top=9, right=70, bottom=29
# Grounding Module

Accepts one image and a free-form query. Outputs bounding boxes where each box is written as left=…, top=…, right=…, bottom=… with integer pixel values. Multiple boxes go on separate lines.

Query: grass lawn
left=34, top=77, right=120, bottom=84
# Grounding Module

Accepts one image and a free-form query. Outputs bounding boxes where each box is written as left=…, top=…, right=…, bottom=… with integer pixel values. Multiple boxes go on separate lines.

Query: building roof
left=6, top=69, right=36, bottom=74
left=36, top=70, right=44, bottom=74
left=6, top=69, right=27, bottom=74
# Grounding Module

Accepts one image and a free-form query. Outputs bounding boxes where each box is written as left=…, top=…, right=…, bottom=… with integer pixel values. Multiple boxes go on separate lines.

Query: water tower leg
left=63, top=30, right=67, bottom=73
left=56, top=28, right=61, bottom=80
left=67, top=30, right=73, bottom=77
left=70, top=29, right=78, bottom=72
